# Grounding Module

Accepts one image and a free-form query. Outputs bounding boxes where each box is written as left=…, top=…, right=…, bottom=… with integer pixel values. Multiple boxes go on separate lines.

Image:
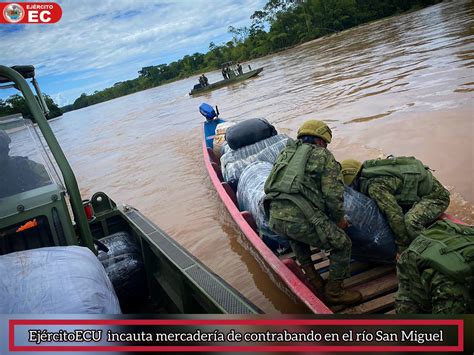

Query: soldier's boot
left=302, top=264, right=325, bottom=291
left=324, top=280, right=362, bottom=305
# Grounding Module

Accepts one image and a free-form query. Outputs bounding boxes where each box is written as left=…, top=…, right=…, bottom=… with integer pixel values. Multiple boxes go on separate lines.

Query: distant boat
left=189, top=66, right=263, bottom=96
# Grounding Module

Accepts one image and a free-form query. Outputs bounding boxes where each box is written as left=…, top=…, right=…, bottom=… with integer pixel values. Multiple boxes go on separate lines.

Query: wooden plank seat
left=273, top=235, right=399, bottom=315
left=344, top=265, right=394, bottom=288
left=282, top=256, right=397, bottom=314
left=319, top=261, right=372, bottom=279
left=353, top=271, right=398, bottom=301
left=349, top=271, right=398, bottom=301
left=332, top=272, right=398, bottom=313
left=341, top=292, right=396, bottom=314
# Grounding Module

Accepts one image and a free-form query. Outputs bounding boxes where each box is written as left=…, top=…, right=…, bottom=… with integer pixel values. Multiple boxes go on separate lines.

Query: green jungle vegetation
left=0, top=94, right=62, bottom=119
left=1, top=0, right=442, bottom=115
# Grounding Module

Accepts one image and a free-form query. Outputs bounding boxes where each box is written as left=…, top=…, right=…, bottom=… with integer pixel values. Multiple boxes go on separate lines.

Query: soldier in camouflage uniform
left=0, top=129, right=50, bottom=198
left=340, top=157, right=450, bottom=253
left=395, top=220, right=473, bottom=314
left=264, top=120, right=362, bottom=305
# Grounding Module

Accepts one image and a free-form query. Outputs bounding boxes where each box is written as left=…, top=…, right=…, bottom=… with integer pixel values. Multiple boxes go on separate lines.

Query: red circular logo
left=3, top=3, right=25, bottom=23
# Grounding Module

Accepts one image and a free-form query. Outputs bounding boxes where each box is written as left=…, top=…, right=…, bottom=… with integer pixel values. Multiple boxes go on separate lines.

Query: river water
left=48, top=1, right=473, bottom=313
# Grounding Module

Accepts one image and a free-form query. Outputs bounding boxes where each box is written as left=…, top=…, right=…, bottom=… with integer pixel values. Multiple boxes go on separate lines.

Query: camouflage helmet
left=297, top=120, right=332, bottom=143
left=340, top=159, right=362, bottom=186
left=0, top=130, right=11, bottom=152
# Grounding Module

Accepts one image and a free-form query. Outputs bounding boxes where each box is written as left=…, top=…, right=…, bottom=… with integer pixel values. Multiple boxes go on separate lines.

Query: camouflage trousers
left=404, top=178, right=450, bottom=241
left=269, top=210, right=352, bottom=281
left=395, top=250, right=472, bottom=314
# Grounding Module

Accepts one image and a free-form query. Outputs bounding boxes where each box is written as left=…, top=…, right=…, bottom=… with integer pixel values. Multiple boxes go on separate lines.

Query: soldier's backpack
left=360, top=156, right=433, bottom=204
left=408, top=220, right=474, bottom=289
left=263, top=139, right=326, bottom=214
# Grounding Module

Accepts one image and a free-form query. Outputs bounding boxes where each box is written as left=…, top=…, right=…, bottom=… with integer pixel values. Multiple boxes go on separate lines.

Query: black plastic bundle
left=344, top=186, right=397, bottom=264
left=225, top=118, right=277, bottom=150
left=98, top=232, right=147, bottom=307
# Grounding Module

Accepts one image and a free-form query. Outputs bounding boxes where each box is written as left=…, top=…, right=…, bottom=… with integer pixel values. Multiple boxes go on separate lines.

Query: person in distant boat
left=198, top=74, right=208, bottom=87
left=395, top=219, right=473, bottom=314
left=0, top=129, right=50, bottom=198
left=227, top=67, right=236, bottom=79
left=340, top=157, right=450, bottom=255
left=237, top=63, right=243, bottom=75
left=202, top=74, right=209, bottom=86
left=222, top=67, right=228, bottom=80
left=199, top=103, right=224, bottom=148
left=264, top=120, right=362, bottom=306
left=248, top=64, right=252, bottom=71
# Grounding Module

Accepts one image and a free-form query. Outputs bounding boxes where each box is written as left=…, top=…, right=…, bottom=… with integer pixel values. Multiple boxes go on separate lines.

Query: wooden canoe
left=202, top=123, right=465, bottom=314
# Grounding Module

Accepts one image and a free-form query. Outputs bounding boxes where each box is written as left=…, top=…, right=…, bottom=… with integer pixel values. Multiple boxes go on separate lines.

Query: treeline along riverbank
left=64, top=0, right=441, bottom=112
left=0, top=94, right=62, bottom=120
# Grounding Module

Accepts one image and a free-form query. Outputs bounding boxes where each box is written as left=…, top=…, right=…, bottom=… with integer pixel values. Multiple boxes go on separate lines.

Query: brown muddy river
left=49, top=1, right=473, bottom=313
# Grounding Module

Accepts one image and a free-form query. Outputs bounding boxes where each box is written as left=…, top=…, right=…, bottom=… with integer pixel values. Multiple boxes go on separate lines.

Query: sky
left=0, top=0, right=267, bottom=106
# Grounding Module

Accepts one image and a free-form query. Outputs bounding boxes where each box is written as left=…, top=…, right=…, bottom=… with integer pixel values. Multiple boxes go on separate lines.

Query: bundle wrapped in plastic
left=0, top=246, right=121, bottom=314
left=223, top=155, right=258, bottom=182
left=237, top=161, right=290, bottom=253
left=221, top=142, right=231, bottom=156
left=256, top=137, right=290, bottom=164
left=98, top=232, right=146, bottom=306
left=344, top=186, right=397, bottom=264
left=221, top=134, right=288, bottom=176
left=213, top=121, right=235, bottom=158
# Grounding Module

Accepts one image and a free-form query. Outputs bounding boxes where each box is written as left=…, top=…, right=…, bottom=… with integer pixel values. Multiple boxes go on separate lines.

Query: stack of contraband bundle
left=237, top=161, right=291, bottom=254
left=0, top=246, right=121, bottom=313
left=213, top=121, right=235, bottom=158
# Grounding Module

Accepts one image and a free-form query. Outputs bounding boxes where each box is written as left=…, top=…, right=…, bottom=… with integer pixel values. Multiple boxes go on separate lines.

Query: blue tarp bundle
left=344, top=186, right=397, bottom=264
left=0, top=246, right=121, bottom=314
